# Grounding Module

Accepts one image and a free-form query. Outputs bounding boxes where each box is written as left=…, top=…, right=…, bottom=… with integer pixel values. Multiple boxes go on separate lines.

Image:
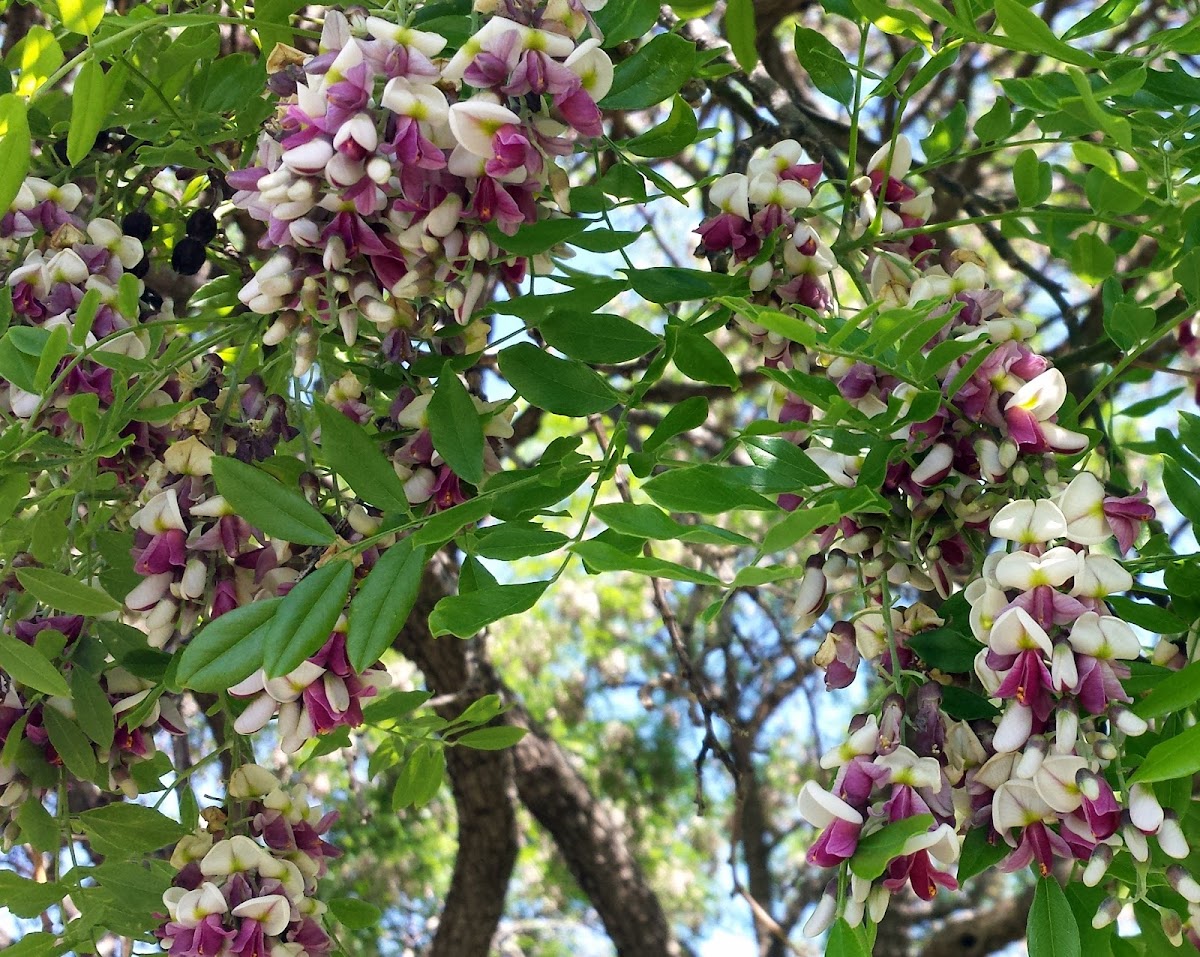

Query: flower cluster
left=125, top=365, right=302, bottom=650
left=693, top=132, right=1187, bottom=929
left=0, top=613, right=185, bottom=845
left=158, top=764, right=338, bottom=957
left=229, top=1, right=612, bottom=373
left=1, top=177, right=165, bottom=464
left=231, top=619, right=390, bottom=753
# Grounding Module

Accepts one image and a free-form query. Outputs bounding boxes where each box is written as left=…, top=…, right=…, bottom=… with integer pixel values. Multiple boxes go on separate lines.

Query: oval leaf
left=599, top=33, right=697, bottom=111
left=315, top=402, right=409, bottom=512
left=428, top=581, right=549, bottom=638
left=1129, top=721, right=1200, bottom=784
left=1027, top=876, right=1081, bottom=957
left=0, top=95, right=32, bottom=213
left=428, top=370, right=485, bottom=486
left=70, top=668, right=115, bottom=751
left=212, top=455, right=334, bottom=546
left=498, top=342, right=620, bottom=415
left=67, top=58, right=107, bottom=165
left=176, top=598, right=282, bottom=692
left=16, top=568, right=121, bottom=616
left=626, top=94, right=699, bottom=158
left=455, top=726, right=527, bottom=750
left=346, top=540, right=427, bottom=673
left=42, top=707, right=98, bottom=782
left=537, top=312, right=658, bottom=364
left=0, top=632, right=71, bottom=697
left=848, top=814, right=934, bottom=880
left=263, top=560, right=353, bottom=679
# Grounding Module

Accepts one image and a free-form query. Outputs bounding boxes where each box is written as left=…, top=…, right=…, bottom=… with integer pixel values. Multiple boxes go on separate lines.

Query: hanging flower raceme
left=0, top=611, right=185, bottom=846
left=157, top=765, right=338, bottom=957
left=229, top=1, right=613, bottom=372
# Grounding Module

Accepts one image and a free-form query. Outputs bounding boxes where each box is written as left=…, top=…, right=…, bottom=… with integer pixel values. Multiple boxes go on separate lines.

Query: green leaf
left=594, top=502, right=752, bottom=546
left=794, top=26, right=854, bottom=106
left=572, top=538, right=722, bottom=585
left=0, top=328, right=42, bottom=392
left=263, top=560, right=353, bottom=678
left=346, top=539, right=427, bottom=673
left=175, top=598, right=282, bottom=692
left=956, top=827, right=1008, bottom=883
left=428, top=581, right=549, bottom=638
left=741, top=436, right=832, bottom=489
left=1064, top=0, right=1138, bottom=40
left=641, top=465, right=776, bottom=514
left=329, top=897, right=382, bottom=930
left=456, top=726, right=527, bottom=750
left=1102, top=302, right=1154, bottom=351
left=67, top=58, right=107, bottom=164
left=673, top=329, right=740, bottom=388
left=852, top=0, right=933, bottom=45
left=849, top=814, right=934, bottom=880
left=34, top=323, right=69, bottom=394
left=1134, top=660, right=1200, bottom=720
left=428, top=370, right=485, bottom=486
left=627, top=266, right=735, bottom=304
left=212, top=455, right=334, bottom=546
left=15, top=799, right=58, bottom=853
left=78, top=803, right=187, bottom=857
left=643, top=396, right=709, bottom=453
left=392, top=743, right=445, bottom=808
left=0, top=632, right=71, bottom=697
left=70, top=668, right=114, bottom=751
left=1028, top=876, right=1081, bottom=957
left=761, top=503, right=841, bottom=553
left=1162, top=459, right=1200, bottom=528
left=489, top=216, right=592, bottom=256
left=8, top=28, right=62, bottom=97
left=498, top=342, right=620, bottom=415
left=315, top=402, right=409, bottom=512
left=599, top=33, right=696, bottom=111
left=940, top=685, right=999, bottom=720
left=472, top=522, right=570, bottom=560
left=826, top=920, right=870, bottom=957
left=1014, top=148, right=1052, bottom=207
left=724, top=0, right=757, bottom=72
left=15, top=568, right=121, bottom=616
left=0, top=871, right=65, bottom=918
left=538, top=312, right=658, bottom=364
left=993, top=0, right=1097, bottom=67
left=627, top=94, right=698, bottom=158
left=1107, top=596, right=1185, bottom=633
left=1129, top=721, right=1200, bottom=784
left=56, top=0, right=106, bottom=35
left=42, top=707, right=98, bottom=781
left=591, top=0, right=658, bottom=46
left=907, top=625, right=984, bottom=673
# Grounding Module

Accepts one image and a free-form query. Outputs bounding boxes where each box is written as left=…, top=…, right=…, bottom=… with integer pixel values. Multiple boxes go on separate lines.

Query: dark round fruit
left=122, top=211, right=153, bottom=241
left=171, top=237, right=207, bottom=275
left=185, top=209, right=219, bottom=244
left=129, top=255, right=150, bottom=279
left=140, top=287, right=164, bottom=312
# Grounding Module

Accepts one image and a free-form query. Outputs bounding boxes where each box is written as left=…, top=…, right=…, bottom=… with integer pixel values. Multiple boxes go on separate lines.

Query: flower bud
left=1092, top=896, right=1122, bottom=929
left=1111, top=707, right=1148, bottom=737
left=1081, top=844, right=1111, bottom=886
left=1128, top=782, right=1164, bottom=834
left=1162, top=908, right=1184, bottom=946
left=1168, top=864, right=1200, bottom=904
left=1158, top=811, right=1190, bottom=859
left=802, top=882, right=838, bottom=938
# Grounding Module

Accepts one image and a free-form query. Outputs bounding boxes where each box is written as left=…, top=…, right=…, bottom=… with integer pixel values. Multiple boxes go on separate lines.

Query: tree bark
left=393, top=562, right=519, bottom=957
left=395, top=558, right=681, bottom=957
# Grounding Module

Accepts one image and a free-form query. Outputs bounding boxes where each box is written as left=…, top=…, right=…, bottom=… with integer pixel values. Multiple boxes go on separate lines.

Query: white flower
left=874, top=746, right=942, bottom=789
left=232, top=895, right=293, bottom=936
left=992, top=703, right=1033, bottom=753
left=991, top=778, right=1052, bottom=835
left=709, top=173, right=750, bottom=220
left=989, top=499, right=1067, bottom=544
left=173, top=882, right=229, bottom=926
left=1067, top=613, right=1140, bottom=661
left=995, top=546, right=1080, bottom=590
left=797, top=781, right=863, bottom=828
left=988, top=607, right=1053, bottom=656
left=866, top=135, right=913, bottom=181
left=1033, top=755, right=1086, bottom=813
left=1057, top=472, right=1112, bottom=545
left=200, top=835, right=268, bottom=876
left=448, top=99, right=521, bottom=158
left=819, top=716, right=879, bottom=769
left=1072, top=554, right=1132, bottom=599
left=564, top=39, right=614, bottom=100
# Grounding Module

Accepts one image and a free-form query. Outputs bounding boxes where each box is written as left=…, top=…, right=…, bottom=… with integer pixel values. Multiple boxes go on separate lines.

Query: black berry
left=171, top=237, right=207, bottom=275
left=129, top=255, right=150, bottom=279
left=185, top=209, right=219, bottom=244
left=141, top=287, right=164, bottom=312
left=122, top=211, right=153, bottom=241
